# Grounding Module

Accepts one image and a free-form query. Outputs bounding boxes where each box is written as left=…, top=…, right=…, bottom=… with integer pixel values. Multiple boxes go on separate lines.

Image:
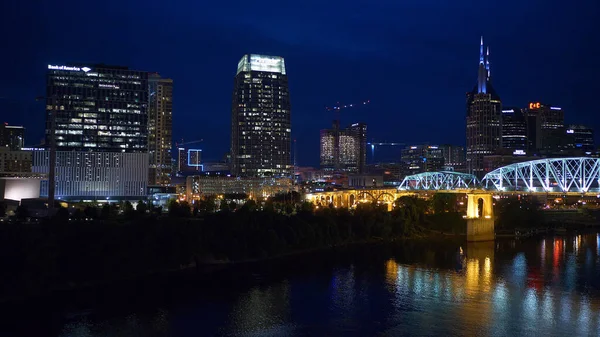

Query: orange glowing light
left=529, top=102, right=541, bottom=109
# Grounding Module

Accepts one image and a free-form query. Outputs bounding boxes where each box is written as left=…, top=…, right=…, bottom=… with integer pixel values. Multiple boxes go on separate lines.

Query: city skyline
left=2, top=0, right=599, bottom=166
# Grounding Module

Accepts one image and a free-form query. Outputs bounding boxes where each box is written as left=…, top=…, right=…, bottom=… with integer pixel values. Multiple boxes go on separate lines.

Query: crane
left=176, top=139, right=204, bottom=148
left=323, top=99, right=370, bottom=171
left=324, top=99, right=370, bottom=127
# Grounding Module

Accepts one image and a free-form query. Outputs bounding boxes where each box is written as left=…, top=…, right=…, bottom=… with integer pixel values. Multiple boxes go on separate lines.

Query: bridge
left=306, top=157, right=600, bottom=242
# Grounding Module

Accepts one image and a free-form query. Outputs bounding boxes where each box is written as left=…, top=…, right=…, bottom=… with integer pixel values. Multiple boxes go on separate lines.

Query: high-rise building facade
left=0, top=124, right=25, bottom=150
left=348, top=123, right=367, bottom=173
left=466, top=38, right=502, bottom=178
left=566, top=125, right=595, bottom=152
left=440, top=144, right=466, bottom=172
left=320, top=127, right=336, bottom=169
left=501, top=107, right=527, bottom=151
left=524, top=102, right=565, bottom=152
left=178, top=147, right=186, bottom=174
left=42, top=64, right=149, bottom=200
left=320, top=122, right=367, bottom=173
left=231, top=54, right=291, bottom=177
left=401, top=144, right=444, bottom=176
left=148, top=73, right=173, bottom=186
left=0, top=147, right=32, bottom=173
left=46, top=64, right=148, bottom=151
left=33, top=151, right=148, bottom=199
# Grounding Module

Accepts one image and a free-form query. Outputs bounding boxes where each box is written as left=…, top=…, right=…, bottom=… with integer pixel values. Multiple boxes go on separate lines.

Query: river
left=2, top=232, right=600, bottom=336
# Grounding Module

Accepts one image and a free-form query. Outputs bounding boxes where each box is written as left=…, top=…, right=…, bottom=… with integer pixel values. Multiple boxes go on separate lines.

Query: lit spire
left=486, top=46, right=490, bottom=79
left=479, top=36, right=484, bottom=64
left=477, top=36, right=487, bottom=94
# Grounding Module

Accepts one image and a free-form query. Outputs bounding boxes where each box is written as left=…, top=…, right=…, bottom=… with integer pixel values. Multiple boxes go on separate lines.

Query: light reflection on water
left=56, top=233, right=600, bottom=337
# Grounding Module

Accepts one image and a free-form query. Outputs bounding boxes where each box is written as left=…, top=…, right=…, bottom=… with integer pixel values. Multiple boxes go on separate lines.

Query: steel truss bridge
left=306, top=158, right=600, bottom=209
left=399, top=157, right=600, bottom=196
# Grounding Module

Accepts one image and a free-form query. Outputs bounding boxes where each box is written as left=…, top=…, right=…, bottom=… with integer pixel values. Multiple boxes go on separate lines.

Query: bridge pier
left=466, top=193, right=495, bottom=242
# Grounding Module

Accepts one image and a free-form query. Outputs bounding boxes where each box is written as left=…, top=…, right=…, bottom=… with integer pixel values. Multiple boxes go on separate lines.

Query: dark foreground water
left=3, top=233, right=600, bottom=336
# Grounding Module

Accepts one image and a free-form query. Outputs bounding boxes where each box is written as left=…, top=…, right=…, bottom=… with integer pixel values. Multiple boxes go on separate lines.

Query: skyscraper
left=524, top=102, right=565, bottom=152
left=45, top=64, right=148, bottom=152
left=320, top=122, right=367, bottom=173
left=401, top=144, right=444, bottom=176
left=39, top=64, right=149, bottom=200
left=148, top=73, right=173, bottom=186
left=348, top=123, right=367, bottom=174
left=440, top=144, right=466, bottom=172
left=0, top=124, right=25, bottom=150
left=501, top=107, right=527, bottom=151
left=466, top=37, right=502, bottom=178
left=231, top=54, right=291, bottom=177
left=566, top=125, right=594, bottom=152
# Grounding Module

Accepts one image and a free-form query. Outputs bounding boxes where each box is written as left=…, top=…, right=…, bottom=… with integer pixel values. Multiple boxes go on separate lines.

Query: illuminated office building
left=401, top=144, right=444, bottom=176
left=320, top=128, right=336, bottom=169
left=320, top=122, right=367, bottom=173
left=33, top=151, right=148, bottom=200
left=0, top=124, right=25, bottom=150
left=148, top=73, right=173, bottom=186
left=565, top=125, right=594, bottom=152
left=42, top=64, right=149, bottom=200
left=46, top=64, right=148, bottom=152
left=231, top=54, right=291, bottom=177
left=501, top=107, right=527, bottom=151
left=440, top=144, right=466, bottom=172
left=178, top=147, right=186, bottom=173
left=466, top=37, right=502, bottom=178
left=524, top=102, right=565, bottom=151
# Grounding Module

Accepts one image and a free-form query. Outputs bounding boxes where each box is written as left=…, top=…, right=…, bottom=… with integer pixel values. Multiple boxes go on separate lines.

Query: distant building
left=148, top=73, right=173, bottom=186
left=365, top=163, right=403, bottom=185
left=466, top=37, right=502, bottom=178
left=33, top=151, right=148, bottom=201
left=401, top=144, right=444, bottom=176
left=565, top=125, right=594, bottom=152
left=0, top=147, right=32, bottom=173
left=524, top=102, right=565, bottom=151
left=320, top=122, right=367, bottom=173
left=231, top=54, right=292, bottom=177
left=440, top=145, right=466, bottom=172
left=46, top=64, right=148, bottom=152
left=348, top=174, right=384, bottom=188
left=0, top=124, right=25, bottom=150
left=501, top=107, right=527, bottom=151
left=483, top=151, right=537, bottom=173
left=202, top=162, right=230, bottom=173
left=178, top=147, right=186, bottom=174
left=294, top=167, right=326, bottom=182
left=44, top=64, right=149, bottom=200
left=186, top=175, right=292, bottom=200
left=187, top=149, right=202, bottom=171
left=176, top=148, right=203, bottom=175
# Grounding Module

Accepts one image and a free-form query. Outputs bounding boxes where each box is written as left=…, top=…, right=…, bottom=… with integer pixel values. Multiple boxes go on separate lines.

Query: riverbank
left=0, top=234, right=439, bottom=307
left=2, top=203, right=596, bottom=304
left=0, top=205, right=428, bottom=303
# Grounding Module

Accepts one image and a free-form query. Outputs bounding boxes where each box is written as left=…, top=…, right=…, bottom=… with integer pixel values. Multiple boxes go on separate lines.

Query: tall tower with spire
left=466, top=37, right=502, bottom=178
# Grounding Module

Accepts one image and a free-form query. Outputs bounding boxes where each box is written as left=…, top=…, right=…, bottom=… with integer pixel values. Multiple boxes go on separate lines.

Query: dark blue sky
left=2, top=0, right=599, bottom=166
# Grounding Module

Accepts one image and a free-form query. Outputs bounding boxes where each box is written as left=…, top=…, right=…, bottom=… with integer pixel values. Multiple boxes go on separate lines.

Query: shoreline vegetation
left=0, top=193, right=598, bottom=303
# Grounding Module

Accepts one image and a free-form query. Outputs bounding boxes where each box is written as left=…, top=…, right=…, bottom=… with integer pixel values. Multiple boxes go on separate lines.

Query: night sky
left=2, top=0, right=599, bottom=166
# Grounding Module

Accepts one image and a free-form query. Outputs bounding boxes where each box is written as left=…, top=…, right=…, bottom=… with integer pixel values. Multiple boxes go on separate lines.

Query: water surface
left=4, top=233, right=600, bottom=336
